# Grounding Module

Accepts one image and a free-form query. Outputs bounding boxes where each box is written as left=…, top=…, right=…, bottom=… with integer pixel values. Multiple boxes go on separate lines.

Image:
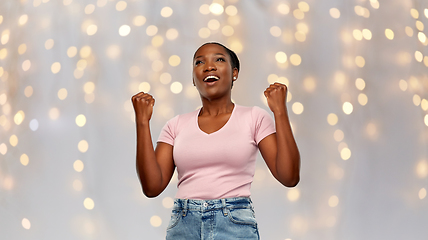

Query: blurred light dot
left=425, top=114, right=428, bottom=127
left=152, top=60, right=163, bottom=72
left=327, top=113, right=338, bottom=126
left=385, top=29, right=394, bottom=40
left=76, top=59, right=87, bottom=71
left=410, top=8, right=419, bottom=19
left=162, top=197, right=174, bottom=208
left=19, top=14, right=28, bottom=25
left=366, top=122, right=378, bottom=139
left=420, top=188, right=427, bottom=199
left=80, top=46, right=92, bottom=58
left=362, top=29, right=372, bottom=40
left=418, top=32, right=427, bottom=45
left=275, top=51, right=287, bottom=63
left=9, top=134, right=18, bottom=147
left=328, top=195, right=339, bottom=207
left=421, top=99, right=428, bottom=111
left=76, top=114, right=86, bottom=127
left=425, top=8, right=428, bottom=18
left=74, top=160, right=84, bottom=172
left=355, top=56, right=365, bottom=67
left=85, top=93, right=95, bottom=104
left=330, top=8, right=340, bottom=18
left=209, top=3, right=224, bottom=15
left=303, top=77, right=316, bottom=92
left=14, top=110, right=25, bottom=125
left=200, top=4, right=210, bottom=15
left=139, top=82, right=151, bottom=92
left=152, top=35, right=164, bottom=47
left=67, top=46, right=77, bottom=58
left=405, top=26, right=413, bottom=37
left=343, top=102, right=353, bottom=114
left=198, top=27, right=211, bottom=38
left=78, top=140, right=89, bottom=153
left=290, top=54, right=302, bottom=66
left=166, top=28, right=179, bottom=40
left=29, top=119, right=38, bottom=131
left=18, top=44, right=27, bottom=55
left=267, top=74, right=278, bottom=84
left=49, top=107, right=60, bottom=120
left=85, top=4, right=95, bottom=14
left=355, top=78, right=365, bottom=90
left=296, top=23, right=309, bottom=34
left=169, top=55, right=181, bottom=67
left=170, top=82, right=183, bottom=94
left=399, top=79, right=408, bottom=91
left=225, top=5, right=238, bottom=16
left=160, top=72, right=172, bottom=84
left=22, top=218, right=31, bottom=230
left=270, top=26, right=282, bottom=37
left=228, top=15, right=241, bottom=26
left=0, top=143, right=7, bottom=155
left=416, top=160, right=428, bottom=178
left=424, top=56, right=428, bottom=67
left=84, top=197, right=94, bottom=210
left=73, top=179, right=83, bottom=191
left=208, top=19, right=220, bottom=30
left=0, top=48, right=8, bottom=60
left=287, top=188, right=300, bottom=202
left=416, top=21, right=424, bottom=31
left=1, top=30, right=9, bottom=45
left=51, top=62, right=61, bottom=74
left=298, top=2, right=310, bottom=12
left=415, top=51, right=423, bottom=62
left=22, top=60, right=31, bottom=71
left=133, top=16, right=146, bottom=26
left=106, top=45, right=121, bottom=59
left=84, top=82, right=95, bottom=94
left=20, top=153, right=29, bottom=166
left=340, top=147, right=351, bottom=160
left=129, top=66, right=140, bottom=77
left=278, top=3, right=290, bottom=15
left=146, top=25, right=158, bottom=36
left=334, top=129, right=344, bottom=142
left=293, top=9, right=304, bottom=19
left=0, top=94, right=5, bottom=105
left=292, top=102, right=304, bottom=115
left=119, top=25, right=131, bottom=37
left=222, top=25, right=234, bottom=36
left=116, top=1, right=127, bottom=11
left=45, top=39, right=54, bottom=49
left=295, top=31, right=306, bottom=42
left=161, top=7, right=173, bottom=18
left=413, top=94, right=421, bottom=106
left=86, top=24, right=97, bottom=36
left=358, top=93, right=368, bottom=106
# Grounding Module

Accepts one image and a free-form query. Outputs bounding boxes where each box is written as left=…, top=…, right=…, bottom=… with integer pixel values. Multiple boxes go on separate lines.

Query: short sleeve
left=252, top=106, right=276, bottom=144
left=157, top=115, right=179, bottom=146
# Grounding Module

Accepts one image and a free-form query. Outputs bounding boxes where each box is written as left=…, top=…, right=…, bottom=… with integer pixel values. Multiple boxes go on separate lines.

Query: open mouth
left=203, top=75, right=219, bottom=83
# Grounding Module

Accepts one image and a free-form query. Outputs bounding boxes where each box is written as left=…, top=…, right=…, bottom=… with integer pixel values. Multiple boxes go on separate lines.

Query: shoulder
left=166, top=108, right=199, bottom=127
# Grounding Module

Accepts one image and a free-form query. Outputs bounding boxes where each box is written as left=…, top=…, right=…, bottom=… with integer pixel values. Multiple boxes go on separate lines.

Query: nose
left=204, top=60, right=217, bottom=72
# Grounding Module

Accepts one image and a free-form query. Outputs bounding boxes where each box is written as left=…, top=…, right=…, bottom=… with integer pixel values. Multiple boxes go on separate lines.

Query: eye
left=195, top=60, right=202, bottom=66
left=216, top=57, right=225, bottom=62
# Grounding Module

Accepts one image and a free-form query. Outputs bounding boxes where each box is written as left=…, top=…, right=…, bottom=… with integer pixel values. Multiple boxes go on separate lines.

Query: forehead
left=194, top=44, right=228, bottom=59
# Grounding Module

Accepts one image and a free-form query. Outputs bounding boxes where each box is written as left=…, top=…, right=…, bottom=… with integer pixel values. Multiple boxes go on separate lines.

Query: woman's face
left=192, top=44, right=238, bottom=101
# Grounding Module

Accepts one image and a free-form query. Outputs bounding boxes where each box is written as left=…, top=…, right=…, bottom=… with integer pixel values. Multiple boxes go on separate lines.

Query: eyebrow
left=194, top=53, right=226, bottom=59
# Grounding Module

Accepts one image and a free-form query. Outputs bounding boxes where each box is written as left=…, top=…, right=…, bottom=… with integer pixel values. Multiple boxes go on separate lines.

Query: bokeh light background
left=1, top=0, right=428, bottom=239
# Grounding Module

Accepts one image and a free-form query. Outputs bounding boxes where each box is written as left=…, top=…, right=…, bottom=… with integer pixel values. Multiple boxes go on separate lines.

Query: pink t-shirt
left=157, top=104, right=275, bottom=200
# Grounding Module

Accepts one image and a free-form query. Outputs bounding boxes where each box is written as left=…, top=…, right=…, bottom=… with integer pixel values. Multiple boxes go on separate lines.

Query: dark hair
left=194, top=42, right=240, bottom=72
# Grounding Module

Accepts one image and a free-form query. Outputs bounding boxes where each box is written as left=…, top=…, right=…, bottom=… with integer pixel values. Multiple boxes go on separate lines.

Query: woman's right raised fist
left=131, top=92, right=155, bottom=122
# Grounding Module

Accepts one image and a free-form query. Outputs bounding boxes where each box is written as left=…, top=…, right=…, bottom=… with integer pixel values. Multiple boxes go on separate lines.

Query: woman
left=131, top=42, right=300, bottom=239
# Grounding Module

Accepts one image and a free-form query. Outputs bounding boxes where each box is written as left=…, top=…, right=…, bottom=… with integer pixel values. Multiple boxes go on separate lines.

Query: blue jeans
left=166, top=197, right=260, bottom=240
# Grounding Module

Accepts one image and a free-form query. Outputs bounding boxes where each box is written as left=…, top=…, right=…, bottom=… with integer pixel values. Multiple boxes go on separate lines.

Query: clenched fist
left=264, top=82, right=288, bottom=114
left=131, top=92, right=155, bottom=122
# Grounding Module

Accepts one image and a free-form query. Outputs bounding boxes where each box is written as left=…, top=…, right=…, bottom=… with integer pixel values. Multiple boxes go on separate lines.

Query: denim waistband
left=173, top=197, right=253, bottom=215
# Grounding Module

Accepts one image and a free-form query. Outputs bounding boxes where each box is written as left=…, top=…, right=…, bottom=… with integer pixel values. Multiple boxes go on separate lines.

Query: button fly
left=203, top=202, right=208, bottom=207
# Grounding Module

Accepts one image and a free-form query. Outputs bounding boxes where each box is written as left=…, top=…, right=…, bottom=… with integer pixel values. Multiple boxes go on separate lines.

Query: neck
left=199, top=97, right=234, bottom=116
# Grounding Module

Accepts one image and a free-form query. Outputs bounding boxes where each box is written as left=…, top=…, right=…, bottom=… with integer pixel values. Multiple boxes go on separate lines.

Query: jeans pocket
left=227, top=207, right=257, bottom=227
left=167, top=210, right=182, bottom=230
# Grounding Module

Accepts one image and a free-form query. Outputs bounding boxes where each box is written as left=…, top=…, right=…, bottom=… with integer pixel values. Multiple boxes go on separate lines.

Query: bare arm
left=132, top=92, right=175, bottom=198
left=258, top=83, right=300, bottom=187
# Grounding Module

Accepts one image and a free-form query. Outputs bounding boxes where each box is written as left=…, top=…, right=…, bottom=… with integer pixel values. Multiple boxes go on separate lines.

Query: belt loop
left=221, top=198, right=227, bottom=216
left=182, top=199, right=188, bottom=216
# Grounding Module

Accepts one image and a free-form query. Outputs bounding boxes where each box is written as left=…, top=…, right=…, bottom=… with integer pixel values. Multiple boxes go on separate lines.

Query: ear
left=232, top=68, right=238, bottom=82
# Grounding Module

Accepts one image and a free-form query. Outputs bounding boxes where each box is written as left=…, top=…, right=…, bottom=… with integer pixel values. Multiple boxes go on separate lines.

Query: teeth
left=204, top=75, right=219, bottom=82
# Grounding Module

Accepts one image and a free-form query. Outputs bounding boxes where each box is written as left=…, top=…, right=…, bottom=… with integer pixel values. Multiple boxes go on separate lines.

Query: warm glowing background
left=1, top=0, right=428, bottom=239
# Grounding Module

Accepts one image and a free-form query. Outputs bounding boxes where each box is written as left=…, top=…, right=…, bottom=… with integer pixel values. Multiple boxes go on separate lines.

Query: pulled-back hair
left=194, top=42, right=240, bottom=72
